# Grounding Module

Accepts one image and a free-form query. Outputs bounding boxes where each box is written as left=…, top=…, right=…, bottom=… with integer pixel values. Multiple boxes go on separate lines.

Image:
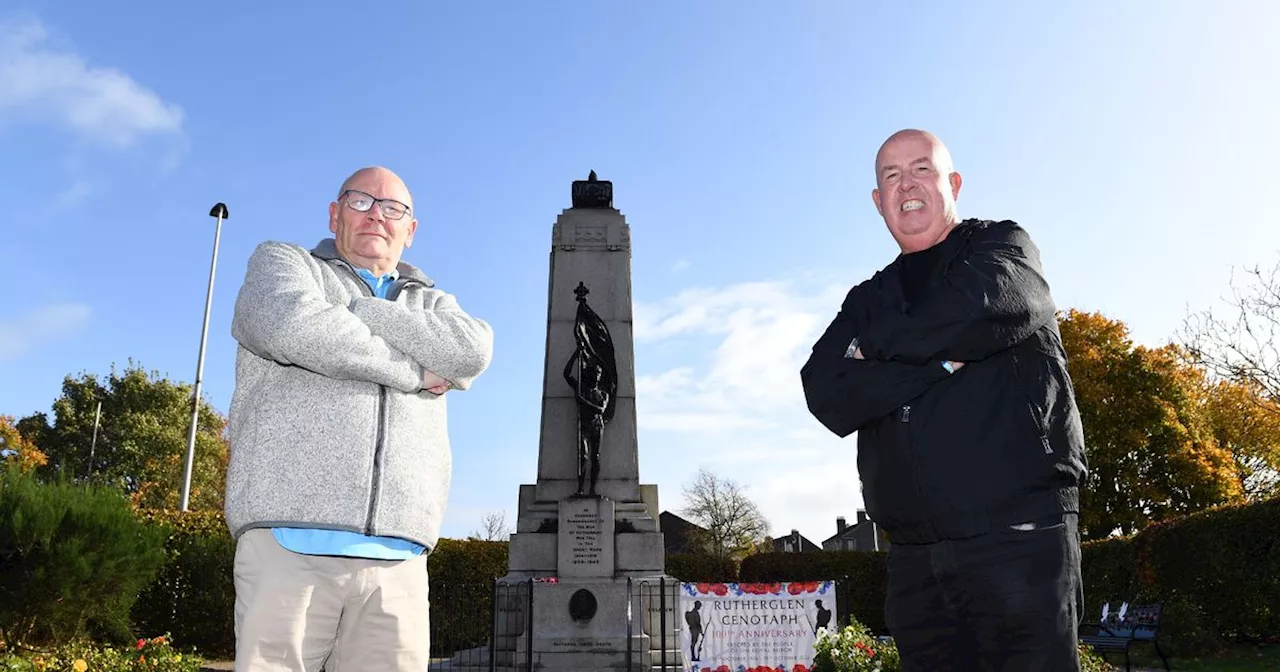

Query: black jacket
left=801, top=219, right=1088, bottom=544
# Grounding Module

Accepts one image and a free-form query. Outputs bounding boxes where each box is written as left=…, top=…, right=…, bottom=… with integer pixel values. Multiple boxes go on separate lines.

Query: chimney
left=857, top=510, right=869, bottom=525
left=836, top=516, right=847, bottom=534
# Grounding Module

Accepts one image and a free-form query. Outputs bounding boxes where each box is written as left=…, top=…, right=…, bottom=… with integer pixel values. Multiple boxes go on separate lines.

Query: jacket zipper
left=333, top=262, right=390, bottom=535
left=1010, top=353, right=1054, bottom=455
left=898, top=404, right=929, bottom=521
left=366, top=387, right=387, bottom=534
left=330, top=262, right=428, bottom=534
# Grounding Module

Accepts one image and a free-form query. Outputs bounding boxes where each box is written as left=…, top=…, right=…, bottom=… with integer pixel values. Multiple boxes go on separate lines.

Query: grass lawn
left=1109, top=642, right=1279, bottom=671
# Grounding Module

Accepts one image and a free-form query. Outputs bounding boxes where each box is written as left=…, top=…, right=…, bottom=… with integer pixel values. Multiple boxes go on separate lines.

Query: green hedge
left=0, top=470, right=168, bottom=648
left=664, top=553, right=738, bottom=582
left=1081, top=496, right=1280, bottom=655
left=1136, top=497, right=1279, bottom=641
left=425, top=539, right=509, bottom=655
left=132, top=510, right=236, bottom=658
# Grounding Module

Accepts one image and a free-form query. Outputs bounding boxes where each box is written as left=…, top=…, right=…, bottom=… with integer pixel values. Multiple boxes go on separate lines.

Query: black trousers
left=884, top=513, right=1083, bottom=672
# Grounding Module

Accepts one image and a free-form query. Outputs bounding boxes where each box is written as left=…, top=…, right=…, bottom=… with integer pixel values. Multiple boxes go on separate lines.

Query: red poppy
left=711, top=583, right=729, bottom=596
left=696, top=583, right=712, bottom=594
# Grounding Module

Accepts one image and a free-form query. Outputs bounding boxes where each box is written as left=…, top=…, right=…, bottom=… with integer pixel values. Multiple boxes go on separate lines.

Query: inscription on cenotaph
left=558, top=496, right=615, bottom=578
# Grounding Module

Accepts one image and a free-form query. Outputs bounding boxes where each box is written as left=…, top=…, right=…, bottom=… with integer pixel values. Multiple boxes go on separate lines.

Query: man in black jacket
left=801, top=129, right=1088, bottom=671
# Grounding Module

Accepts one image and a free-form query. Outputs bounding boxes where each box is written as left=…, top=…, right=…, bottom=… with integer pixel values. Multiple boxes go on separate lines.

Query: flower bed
left=0, top=635, right=204, bottom=672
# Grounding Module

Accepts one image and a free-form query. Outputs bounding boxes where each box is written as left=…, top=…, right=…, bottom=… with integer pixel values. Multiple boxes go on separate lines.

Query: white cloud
left=53, top=178, right=96, bottom=210
left=0, top=14, right=184, bottom=147
left=634, top=277, right=872, bottom=546
left=671, top=259, right=692, bottom=273
left=0, top=303, right=92, bottom=361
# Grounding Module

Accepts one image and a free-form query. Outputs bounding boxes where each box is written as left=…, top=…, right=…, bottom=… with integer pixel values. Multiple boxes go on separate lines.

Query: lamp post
left=87, top=400, right=101, bottom=479
left=180, top=203, right=228, bottom=512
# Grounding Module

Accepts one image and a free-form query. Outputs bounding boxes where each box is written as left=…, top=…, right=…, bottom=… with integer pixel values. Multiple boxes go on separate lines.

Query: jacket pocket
left=1010, top=352, right=1054, bottom=455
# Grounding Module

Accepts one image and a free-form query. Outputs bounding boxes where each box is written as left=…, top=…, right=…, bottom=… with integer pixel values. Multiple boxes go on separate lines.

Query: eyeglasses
left=341, top=190, right=412, bottom=220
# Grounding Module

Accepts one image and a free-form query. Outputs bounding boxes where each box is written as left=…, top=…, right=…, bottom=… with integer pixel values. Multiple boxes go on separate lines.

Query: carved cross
left=574, top=282, right=590, bottom=303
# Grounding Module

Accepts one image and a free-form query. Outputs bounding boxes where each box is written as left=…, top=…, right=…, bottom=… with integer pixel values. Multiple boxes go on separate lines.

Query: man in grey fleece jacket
left=224, top=166, right=493, bottom=672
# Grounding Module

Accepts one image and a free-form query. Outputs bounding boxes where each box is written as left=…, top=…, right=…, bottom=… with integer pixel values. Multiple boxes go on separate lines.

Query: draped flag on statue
left=678, top=581, right=838, bottom=672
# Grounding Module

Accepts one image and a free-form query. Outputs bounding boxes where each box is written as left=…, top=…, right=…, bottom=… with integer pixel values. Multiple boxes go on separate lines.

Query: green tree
left=18, top=362, right=228, bottom=511
left=1059, top=310, right=1242, bottom=540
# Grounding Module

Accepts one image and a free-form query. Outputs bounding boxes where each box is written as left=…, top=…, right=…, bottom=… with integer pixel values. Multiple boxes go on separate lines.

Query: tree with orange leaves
left=1195, top=376, right=1280, bottom=501
left=0, top=415, right=46, bottom=474
left=1059, top=309, right=1244, bottom=540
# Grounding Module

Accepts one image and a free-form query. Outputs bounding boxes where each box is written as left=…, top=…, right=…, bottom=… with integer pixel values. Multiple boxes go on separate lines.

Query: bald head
left=871, top=129, right=963, bottom=254
left=339, top=166, right=414, bottom=210
left=328, top=165, right=419, bottom=276
left=875, top=129, right=954, bottom=183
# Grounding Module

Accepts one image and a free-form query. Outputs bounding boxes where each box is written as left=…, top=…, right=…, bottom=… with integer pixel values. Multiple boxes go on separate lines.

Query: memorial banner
left=678, top=581, right=838, bottom=672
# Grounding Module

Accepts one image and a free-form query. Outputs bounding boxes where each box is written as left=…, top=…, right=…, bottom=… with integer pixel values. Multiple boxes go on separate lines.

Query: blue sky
left=2, top=2, right=1277, bottom=543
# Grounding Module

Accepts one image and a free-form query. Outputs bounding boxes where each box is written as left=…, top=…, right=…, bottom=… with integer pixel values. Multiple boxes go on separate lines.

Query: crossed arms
left=231, top=241, right=494, bottom=394
left=800, top=221, right=1054, bottom=437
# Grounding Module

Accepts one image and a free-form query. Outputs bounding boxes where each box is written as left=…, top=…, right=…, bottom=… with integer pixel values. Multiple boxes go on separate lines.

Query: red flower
left=136, top=639, right=147, bottom=650
left=711, top=583, right=729, bottom=596
left=696, top=583, right=712, bottom=594
left=793, top=665, right=809, bottom=672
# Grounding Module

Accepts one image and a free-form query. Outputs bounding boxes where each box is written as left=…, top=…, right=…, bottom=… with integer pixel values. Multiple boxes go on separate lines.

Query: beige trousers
left=233, top=528, right=431, bottom=672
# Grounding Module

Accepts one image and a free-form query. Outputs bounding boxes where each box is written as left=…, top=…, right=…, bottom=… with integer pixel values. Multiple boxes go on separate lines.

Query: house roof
left=659, top=510, right=706, bottom=553
left=772, top=530, right=820, bottom=552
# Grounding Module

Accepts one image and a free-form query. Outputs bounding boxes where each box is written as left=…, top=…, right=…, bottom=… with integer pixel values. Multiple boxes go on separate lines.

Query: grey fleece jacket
left=223, top=238, right=493, bottom=551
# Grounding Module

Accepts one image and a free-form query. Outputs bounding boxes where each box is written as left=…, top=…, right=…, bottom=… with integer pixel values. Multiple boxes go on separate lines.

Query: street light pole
left=180, top=202, right=228, bottom=512
left=87, top=400, right=101, bottom=479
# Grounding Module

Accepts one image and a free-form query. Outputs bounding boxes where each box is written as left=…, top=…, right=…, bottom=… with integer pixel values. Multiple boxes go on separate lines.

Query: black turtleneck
left=895, top=221, right=969, bottom=307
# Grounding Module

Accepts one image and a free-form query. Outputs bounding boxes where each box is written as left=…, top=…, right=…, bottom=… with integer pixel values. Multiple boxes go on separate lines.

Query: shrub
left=1078, top=642, right=1114, bottom=671
left=426, top=539, right=509, bottom=656
left=665, top=553, right=738, bottom=582
left=131, top=510, right=235, bottom=658
left=427, top=537, right=508, bottom=584
left=0, top=470, right=168, bottom=648
left=0, top=634, right=203, bottom=671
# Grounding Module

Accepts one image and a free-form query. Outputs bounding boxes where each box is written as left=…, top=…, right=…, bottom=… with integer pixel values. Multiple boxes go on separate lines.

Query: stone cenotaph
left=492, top=172, right=678, bottom=671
